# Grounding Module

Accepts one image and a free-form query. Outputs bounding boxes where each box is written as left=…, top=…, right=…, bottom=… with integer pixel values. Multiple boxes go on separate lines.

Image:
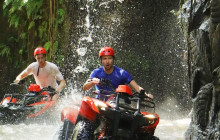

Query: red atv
left=59, top=79, right=160, bottom=140
left=0, top=81, right=56, bottom=124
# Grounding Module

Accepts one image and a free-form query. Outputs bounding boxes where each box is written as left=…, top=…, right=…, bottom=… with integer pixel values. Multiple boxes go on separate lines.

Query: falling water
left=1, top=0, right=191, bottom=140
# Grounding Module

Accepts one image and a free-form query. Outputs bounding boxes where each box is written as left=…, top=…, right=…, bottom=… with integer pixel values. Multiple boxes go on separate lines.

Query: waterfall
left=63, top=0, right=190, bottom=111
left=0, top=1, right=191, bottom=140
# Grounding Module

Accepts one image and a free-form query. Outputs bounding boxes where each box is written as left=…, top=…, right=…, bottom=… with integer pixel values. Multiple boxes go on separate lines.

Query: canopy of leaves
left=2, top=0, right=66, bottom=65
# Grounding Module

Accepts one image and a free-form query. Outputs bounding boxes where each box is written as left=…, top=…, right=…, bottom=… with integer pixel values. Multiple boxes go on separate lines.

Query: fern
left=0, top=44, right=11, bottom=57
left=28, top=21, right=35, bottom=30
left=57, top=8, right=65, bottom=24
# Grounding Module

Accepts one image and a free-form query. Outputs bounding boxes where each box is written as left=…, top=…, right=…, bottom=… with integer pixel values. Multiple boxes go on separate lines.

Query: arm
left=14, top=70, right=30, bottom=83
left=129, top=80, right=143, bottom=92
left=83, top=78, right=100, bottom=91
left=56, top=79, right=66, bottom=93
left=129, top=80, right=153, bottom=99
left=53, top=64, right=66, bottom=93
left=52, top=79, right=66, bottom=101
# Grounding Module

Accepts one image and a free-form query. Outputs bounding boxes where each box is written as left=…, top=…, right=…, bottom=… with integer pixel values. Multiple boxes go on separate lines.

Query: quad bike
left=0, top=81, right=56, bottom=124
left=59, top=79, right=160, bottom=140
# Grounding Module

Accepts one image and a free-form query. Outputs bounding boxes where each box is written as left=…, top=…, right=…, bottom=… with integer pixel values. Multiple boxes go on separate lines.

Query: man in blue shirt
left=83, top=46, right=153, bottom=100
left=81, top=46, right=153, bottom=140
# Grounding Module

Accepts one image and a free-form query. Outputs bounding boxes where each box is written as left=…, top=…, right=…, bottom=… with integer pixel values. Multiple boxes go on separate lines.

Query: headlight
left=144, top=114, right=156, bottom=124
left=144, top=114, right=156, bottom=120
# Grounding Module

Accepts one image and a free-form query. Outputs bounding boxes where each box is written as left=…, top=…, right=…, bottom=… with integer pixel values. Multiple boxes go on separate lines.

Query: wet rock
left=180, top=0, right=220, bottom=139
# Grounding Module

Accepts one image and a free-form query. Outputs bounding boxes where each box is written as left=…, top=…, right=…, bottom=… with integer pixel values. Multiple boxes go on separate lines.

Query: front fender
left=79, top=96, right=100, bottom=122
left=61, top=106, right=79, bottom=125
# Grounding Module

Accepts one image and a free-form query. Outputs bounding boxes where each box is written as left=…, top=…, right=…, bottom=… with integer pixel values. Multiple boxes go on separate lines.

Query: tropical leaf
left=39, top=21, right=48, bottom=39
left=0, top=44, right=11, bottom=57
left=9, top=15, right=20, bottom=28
left=57, top=8, right=65, bottom=24
left=3, top=0, right=13, bottom=8
left=28, top=21, right=35, bottom=30
left=44, top=41, right=51, bottom=51
left=20, top=32, right=26, bottom=40
left=19, top=49, right=23, bottom=55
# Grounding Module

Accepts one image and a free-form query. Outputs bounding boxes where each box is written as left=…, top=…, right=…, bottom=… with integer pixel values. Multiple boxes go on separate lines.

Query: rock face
left=181, top=0, right=220, bottom=139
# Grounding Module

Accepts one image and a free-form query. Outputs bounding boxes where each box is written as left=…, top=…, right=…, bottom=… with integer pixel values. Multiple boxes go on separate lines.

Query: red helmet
left=99, top=47, right=115, bottom=57
left=34, top=47, right=46, bottom=56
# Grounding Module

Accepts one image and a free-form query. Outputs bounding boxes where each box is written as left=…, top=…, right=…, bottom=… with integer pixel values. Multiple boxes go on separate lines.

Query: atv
left=58, top=79, right=160, bottom=140
left=0, top=81, right=56, bottom=124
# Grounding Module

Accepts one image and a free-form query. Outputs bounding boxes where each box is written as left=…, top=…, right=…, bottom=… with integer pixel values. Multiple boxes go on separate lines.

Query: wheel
left=137, top=135, right=159, bottom=140
left=142, top=135, right=160, bottom=140
left=151, top=136, right=160, bottom=140
left=72, top=119, right=95, bottom=140
left=58, top=119, right=75, bottom=140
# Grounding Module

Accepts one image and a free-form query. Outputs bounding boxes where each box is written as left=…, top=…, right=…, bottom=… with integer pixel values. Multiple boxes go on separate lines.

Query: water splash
left=76, top=47, right=87, bottom=56
left=155, top=118, right=190, bottom=140
left=0, top=88, right=83, bottom=140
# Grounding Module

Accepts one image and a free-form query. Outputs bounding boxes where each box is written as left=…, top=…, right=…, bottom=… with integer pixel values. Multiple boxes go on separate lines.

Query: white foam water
left=155, top=118, right=190, bottom=140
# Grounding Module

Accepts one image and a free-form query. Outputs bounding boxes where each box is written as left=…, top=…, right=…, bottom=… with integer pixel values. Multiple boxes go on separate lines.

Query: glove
left=139, top=89, right=146, bottom=98
left=139, top=89, right=153, bottom=99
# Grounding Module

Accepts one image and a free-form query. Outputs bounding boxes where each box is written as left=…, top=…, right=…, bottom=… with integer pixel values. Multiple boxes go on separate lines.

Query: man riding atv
left=83, top=46, right=153, bottom=100
left=82, top=46, right=153, bottom=139
left=14, top=47, right=66, bottom=101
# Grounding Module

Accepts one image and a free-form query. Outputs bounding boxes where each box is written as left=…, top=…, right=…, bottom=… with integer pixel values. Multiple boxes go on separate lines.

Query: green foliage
left=116, top=50, right=150, bottom=74
left=28, top=21, right=35, bottom=30
left=38, top=21, right=48, bottom=39
left=54, top=41, right=59, bottom=53
left=19, top=49, right=23, bottom=55
left=44, top=41, right=51, bottom=52
left=0, top=43, right=11, bottom=62
left=20, top=32, right=26, bottom=40
left=9, top=15, right=20, bottom=28
left=2, top=0, right=66, bottom=63
left=57, top=9, right=65, bottom=24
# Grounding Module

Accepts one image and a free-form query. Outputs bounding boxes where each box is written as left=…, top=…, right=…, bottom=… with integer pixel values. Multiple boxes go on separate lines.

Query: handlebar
left=41, top=86, right=56, bottom=92
left=10, top=80, right=54, bottom=91
left=10, top=83, right=20, bottom=86
left=10, top=79, right=25, bottom=86
left=94, top=90, right=115, bottom=97
left=99, top=79, right=115, bottom=90
left=133, top=92, right=152, bottom=100
left=92, top=78, right=156, bottom=112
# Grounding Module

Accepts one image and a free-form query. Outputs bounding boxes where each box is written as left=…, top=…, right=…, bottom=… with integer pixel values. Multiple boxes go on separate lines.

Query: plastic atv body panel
left=60, top=84, right=160, bottom=140
left=0, top=84, right=56, bottom=124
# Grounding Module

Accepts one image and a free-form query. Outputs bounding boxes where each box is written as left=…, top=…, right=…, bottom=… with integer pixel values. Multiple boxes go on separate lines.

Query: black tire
left=72, top=120, right=95, bottom=140
left=59, top=119, right=75, bottom=140
left=138, top=134, right=159, bottom=140
left=151, top=136, right=160, bottom=140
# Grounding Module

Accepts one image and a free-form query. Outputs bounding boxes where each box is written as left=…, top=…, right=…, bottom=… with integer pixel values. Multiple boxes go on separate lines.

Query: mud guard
left=61, top=106, right=80, bottom=125
left=61, top=96, right=101, bottom=124
left=79, top=96, right=100, bottom=122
